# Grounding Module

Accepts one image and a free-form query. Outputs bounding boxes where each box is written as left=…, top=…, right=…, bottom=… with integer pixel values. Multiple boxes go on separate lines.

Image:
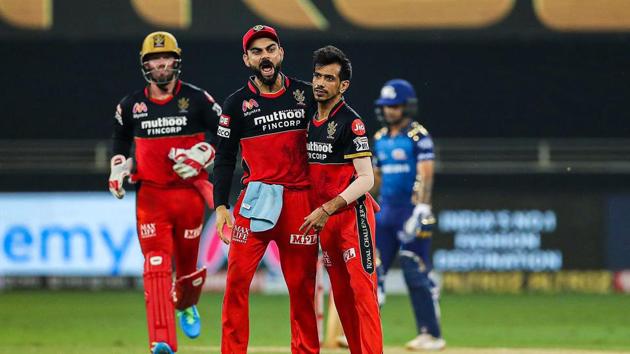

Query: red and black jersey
left=112, top=80, right=221, bottom=187
left=307, top=98, right=372, bottom=208
left=213, top=74, right=314, bottom=208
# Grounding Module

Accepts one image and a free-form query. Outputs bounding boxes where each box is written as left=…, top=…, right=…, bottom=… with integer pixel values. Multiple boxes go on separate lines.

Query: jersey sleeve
left=343, top=117, right=372, bottom=160
left=212, top=93, right=242, bottom=208
left=200, top=90, right=222, bottom=145
left=416, top=134, right=435, bottom=162
left=111, top=98, right=133, bottom=157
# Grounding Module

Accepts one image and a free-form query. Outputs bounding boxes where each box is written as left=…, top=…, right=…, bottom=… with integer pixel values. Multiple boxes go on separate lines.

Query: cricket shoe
left=177, top=305, right=201, bottom=339
left=151, top=342, right=174, bottom=354
left=405, top=334, right=446, bottom=351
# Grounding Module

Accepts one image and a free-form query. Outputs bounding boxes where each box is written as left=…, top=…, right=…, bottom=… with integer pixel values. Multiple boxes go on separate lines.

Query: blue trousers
left=376, top=203, right=442, bottom=338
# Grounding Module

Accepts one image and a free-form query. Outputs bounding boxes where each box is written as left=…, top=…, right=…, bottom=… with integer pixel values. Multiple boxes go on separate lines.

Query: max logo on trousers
left=140, top=223, right=156, bottom=238
left=232, top=225, right=249, bottom=244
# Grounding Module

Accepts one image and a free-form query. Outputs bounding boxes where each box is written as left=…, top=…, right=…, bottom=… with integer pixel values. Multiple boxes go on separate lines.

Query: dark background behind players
left=1, top=38, right=628, bottom=140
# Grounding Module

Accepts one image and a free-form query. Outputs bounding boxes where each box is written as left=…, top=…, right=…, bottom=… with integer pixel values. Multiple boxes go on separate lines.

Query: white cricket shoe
left=405, top=334, right=446, bottom=351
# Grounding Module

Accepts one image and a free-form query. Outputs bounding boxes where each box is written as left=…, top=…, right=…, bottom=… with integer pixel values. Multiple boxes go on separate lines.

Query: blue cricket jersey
left=373, top=121, right=434, bottom=206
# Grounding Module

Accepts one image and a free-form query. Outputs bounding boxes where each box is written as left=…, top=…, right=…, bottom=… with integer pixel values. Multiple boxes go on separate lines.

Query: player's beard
left=385, top=115, right=406, bottom=126
left=150, top=68, right=176, bottom=87
left=313, top=85, right=339, bottom=103
left=253, top=59, right=281, bottom=87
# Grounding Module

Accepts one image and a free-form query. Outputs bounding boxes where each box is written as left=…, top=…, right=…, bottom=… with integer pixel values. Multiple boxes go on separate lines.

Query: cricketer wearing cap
left=301, top=46, right=383, bottom=354
left=372, top=79, right=446, bottom=351
left=213, top=25, right=320, bottom=353
left=109, top=31, right=221, bottom=354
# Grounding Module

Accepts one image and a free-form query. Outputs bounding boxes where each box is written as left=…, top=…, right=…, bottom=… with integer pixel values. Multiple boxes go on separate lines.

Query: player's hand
left=299, top=207, right=330, bottom=236
left=108, top=155, right=133, bottom=199
left=215, top=205, right=233, bottom=245
left=400, top=203, right=436, bottom=242
left=169, top=142, right=216, bottom=179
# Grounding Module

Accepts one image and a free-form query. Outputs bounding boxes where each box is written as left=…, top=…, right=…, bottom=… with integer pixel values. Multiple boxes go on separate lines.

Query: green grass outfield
left=1, top=291, right=629, bottom=354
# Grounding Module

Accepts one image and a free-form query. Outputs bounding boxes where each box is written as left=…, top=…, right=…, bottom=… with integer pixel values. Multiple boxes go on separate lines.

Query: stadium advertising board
left=0, top=193, right=143, bottom=276
left=433, top=192, right=605, bottom=271
left=431, top=192, right=615, bottom=293
left=0, top=192, right=283, bottom=281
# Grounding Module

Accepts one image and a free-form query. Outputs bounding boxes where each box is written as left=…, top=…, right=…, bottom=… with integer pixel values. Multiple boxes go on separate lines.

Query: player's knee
left=143, top=250, right=172, bottom=273
left=224, top=269, right=255, bottom=294
left=399, top=251, right=431, bottom=289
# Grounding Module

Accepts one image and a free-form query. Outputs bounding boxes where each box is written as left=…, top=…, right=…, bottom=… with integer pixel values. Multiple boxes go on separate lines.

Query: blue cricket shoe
left=177, top=305, right=201, bottom=339
left=151, top=341, right=174, bottom=354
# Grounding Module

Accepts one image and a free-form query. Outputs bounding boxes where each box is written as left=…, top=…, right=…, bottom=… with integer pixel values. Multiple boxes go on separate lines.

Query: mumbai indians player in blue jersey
left=372, top=79, right=446, bottom=351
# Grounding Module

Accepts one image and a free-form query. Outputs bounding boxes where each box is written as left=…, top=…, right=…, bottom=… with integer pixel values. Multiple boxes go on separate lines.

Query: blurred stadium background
left=1, top=1, right=630, bottom=353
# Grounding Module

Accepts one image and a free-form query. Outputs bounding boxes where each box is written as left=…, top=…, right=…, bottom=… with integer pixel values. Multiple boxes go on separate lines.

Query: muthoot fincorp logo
left=141, top=116, right=188, bottom=135
left=253, top=109, right=304, bottom=131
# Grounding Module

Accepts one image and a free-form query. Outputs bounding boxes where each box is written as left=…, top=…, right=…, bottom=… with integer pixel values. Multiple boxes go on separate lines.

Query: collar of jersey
left=386, top=119, right=414, bottom=138
left=144, top=80, right=182, bottom=105
left=247, top=74, right=290, bottom=98
left=312, top=98, right=345, bottom=127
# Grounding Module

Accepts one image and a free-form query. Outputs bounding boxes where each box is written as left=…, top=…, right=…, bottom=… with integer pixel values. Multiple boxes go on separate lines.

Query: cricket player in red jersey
left=109, top=31, right=221, bottom=354
left=301, top=46, right=383, bottom=354
left=213, top=25, right=320, bottom=354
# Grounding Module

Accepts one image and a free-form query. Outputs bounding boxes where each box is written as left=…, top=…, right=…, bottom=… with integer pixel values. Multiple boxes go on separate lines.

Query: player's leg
left=275, top=189, right=320, bottom=354
left=326, top=251, right=362, bottom=353
left=172, top=187, right=206, bottom=339
left=319, top=218, right=361, bottom=352
left=328, top=201, right=383, bottom=354
left=400, top=238, right=445, bottom=350
left=221, top=197, right=270, bottom=354
left=136, top=184, right=177, bottom=353
left=375, top=207, right=401, bottom=306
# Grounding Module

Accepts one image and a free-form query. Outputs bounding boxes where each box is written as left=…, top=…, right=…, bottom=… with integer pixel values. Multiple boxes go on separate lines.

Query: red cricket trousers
left=136, top=183, right=205, bottom=276
left=320, top=197, right=383, bottom=354
left=222, top=188, right=320, bottom=354
left=136, top=183, right=206, bottom=352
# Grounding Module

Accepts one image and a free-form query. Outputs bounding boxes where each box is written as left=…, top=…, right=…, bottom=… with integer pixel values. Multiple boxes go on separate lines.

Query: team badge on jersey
left=178, top=97, right=189, bottom=113
left=293, top=89, right=306, bottom=106
left=327, top=121, right=337, bottom=139
left=351, top=119, right=366, bottom=136
left=392, top=148, right=407, bottom=160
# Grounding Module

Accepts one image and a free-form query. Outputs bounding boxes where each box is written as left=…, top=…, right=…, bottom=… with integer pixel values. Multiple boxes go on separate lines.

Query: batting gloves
left=398, top=203, right=436, bottom=243
left=169, top=142, right=216, bottom=180
left=108, top=154, right=133, bottom=199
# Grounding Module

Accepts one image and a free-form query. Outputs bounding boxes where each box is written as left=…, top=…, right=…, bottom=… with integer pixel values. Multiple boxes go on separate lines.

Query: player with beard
left=109, top=32, right=221, bottom=354
left=301, top=45, right=383, bottom=354
left=213, top=25, right=320, bottom=353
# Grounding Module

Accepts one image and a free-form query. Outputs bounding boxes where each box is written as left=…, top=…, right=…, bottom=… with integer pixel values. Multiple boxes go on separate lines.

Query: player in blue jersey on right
left=372, top=79, right=446, bottom=351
